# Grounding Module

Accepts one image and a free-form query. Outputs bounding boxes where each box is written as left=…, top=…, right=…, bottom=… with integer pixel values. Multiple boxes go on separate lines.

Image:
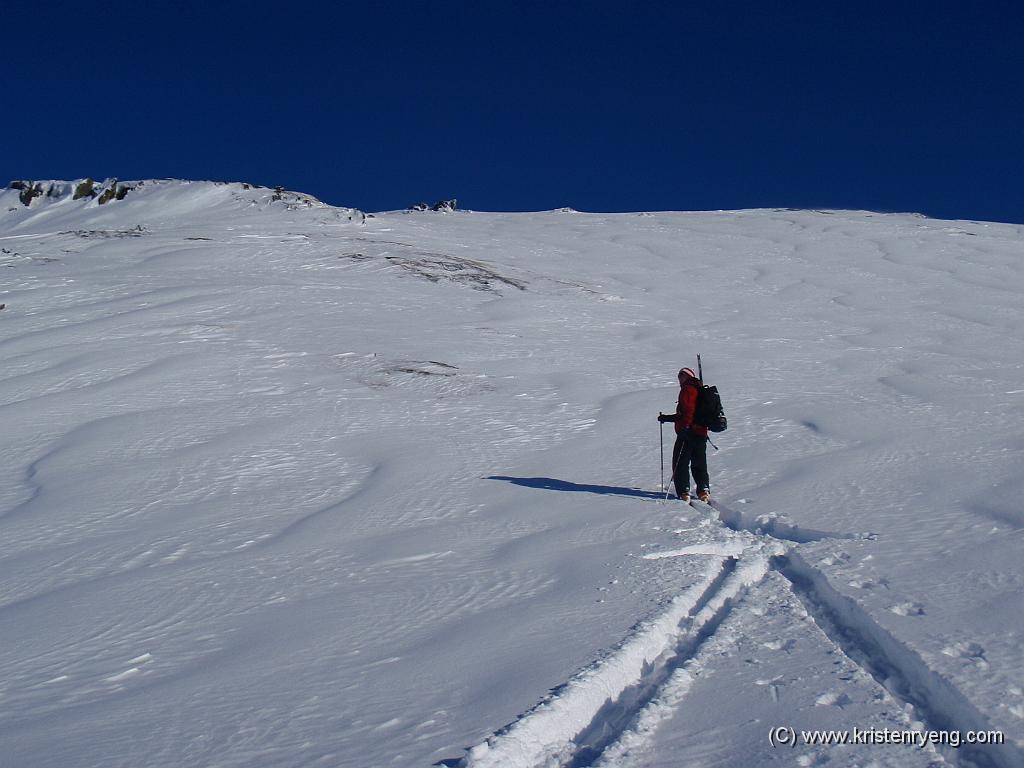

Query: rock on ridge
left=3, top=178, right=364, bottom=222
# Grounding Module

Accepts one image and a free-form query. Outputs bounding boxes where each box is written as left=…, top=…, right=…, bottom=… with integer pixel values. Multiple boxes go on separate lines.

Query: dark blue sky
left=6, top=1, right=1023, bottom=221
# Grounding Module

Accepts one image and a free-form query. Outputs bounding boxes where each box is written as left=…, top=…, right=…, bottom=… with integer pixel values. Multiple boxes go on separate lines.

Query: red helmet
left=678, top=367, right=697, bottom=380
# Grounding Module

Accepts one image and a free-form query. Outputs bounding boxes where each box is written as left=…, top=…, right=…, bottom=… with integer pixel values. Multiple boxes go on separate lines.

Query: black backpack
left=694, top=383, right=727, bottom=432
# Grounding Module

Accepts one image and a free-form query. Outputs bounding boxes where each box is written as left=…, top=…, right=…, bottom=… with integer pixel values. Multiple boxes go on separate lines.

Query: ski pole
left=659, top=415, right=665, bottom=496
left=668, top=437, right=681, bottom=501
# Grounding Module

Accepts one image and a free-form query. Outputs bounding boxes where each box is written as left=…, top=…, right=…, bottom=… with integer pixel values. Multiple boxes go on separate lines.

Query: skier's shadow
left=486, top=476, right=665, bottom=500
left=486, top=476, right=872, bottom=543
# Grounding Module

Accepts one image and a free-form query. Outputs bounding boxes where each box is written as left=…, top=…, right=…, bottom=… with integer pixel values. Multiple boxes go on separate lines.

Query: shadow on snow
left=486, top=476, right=665, bottom=500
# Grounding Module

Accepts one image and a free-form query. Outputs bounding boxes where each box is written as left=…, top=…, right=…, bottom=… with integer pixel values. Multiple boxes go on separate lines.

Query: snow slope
left=1, top=181, right=1022, bottom=768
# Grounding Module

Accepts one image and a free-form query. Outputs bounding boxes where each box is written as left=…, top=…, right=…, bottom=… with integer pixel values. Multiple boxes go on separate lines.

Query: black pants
left=672, top=431, right=709, bottom=497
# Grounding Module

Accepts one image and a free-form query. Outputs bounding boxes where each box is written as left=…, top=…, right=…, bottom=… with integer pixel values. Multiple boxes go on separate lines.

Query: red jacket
left=675, top=380, right=709, bottom=437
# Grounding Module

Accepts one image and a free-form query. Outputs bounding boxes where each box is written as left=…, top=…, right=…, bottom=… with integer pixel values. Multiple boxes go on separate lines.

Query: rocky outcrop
left=9, top=180, right=66, bottom=206
left=96, top=180, right=135, bottom=205
left=74, top=179, right=96, bottom=199
left=7, top=178, right=136, bottom=207
left=409, top=199, right=458, bottom=213
left=3, top=179, right=364, bottom=223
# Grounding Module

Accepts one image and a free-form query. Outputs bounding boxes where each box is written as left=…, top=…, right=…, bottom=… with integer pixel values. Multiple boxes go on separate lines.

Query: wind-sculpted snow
left=1, top=186, right=1022, bottom=767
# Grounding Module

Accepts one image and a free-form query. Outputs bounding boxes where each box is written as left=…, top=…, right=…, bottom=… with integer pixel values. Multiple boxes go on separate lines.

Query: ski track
left=776, top=551, right=1024, bottom=768
left=460, top=499, right=1020, bottom=768
left=459, top=559, right=729, bottom=768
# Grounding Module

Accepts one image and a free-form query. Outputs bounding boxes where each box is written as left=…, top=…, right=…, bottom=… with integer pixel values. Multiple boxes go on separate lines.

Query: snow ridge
left=1, top=178, right=364, bottom=227
left=712, top=498, right=865, bottom=543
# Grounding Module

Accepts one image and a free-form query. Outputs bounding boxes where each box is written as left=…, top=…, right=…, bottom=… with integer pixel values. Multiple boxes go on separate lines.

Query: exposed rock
left=409, top=199, right=458, bottom=212
left=4, top=178, right=362, bottom=222
left=74, top=179, right=97, bottom=199
left=384, top=360, right=458, bottom=377
left=97, top=184, right=117, bottom=205
left=59, top=224, right=147, bottom=238
left=384, top=252, right=525, bottom=292
left=21, top=184, right=42, bottom=207
left=6, top=178, right=136, bottom=207
left=97, top=179, right=136, bottom=205
left=10, top=181, right=42, bottom=207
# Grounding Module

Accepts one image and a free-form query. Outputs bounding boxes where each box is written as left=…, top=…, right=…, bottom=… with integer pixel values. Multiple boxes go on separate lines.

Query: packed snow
left=1, top=179, right=1022, bottom=768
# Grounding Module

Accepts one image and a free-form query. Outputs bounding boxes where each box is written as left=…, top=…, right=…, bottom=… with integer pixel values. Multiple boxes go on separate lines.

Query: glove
left=658, top=414, right=671, bottom=423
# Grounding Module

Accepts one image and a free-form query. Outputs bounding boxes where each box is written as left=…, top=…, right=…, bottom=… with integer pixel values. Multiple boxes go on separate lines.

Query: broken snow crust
left=2, top=188, right=1023, bottom=767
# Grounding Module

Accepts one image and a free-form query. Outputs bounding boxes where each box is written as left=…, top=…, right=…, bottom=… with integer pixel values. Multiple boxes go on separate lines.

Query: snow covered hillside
left=2, top=180, right=1022, bottom=768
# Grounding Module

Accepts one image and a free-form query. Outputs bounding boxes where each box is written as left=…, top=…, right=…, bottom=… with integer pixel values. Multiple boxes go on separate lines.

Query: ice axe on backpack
left=696, top=354, right=720, bottom=451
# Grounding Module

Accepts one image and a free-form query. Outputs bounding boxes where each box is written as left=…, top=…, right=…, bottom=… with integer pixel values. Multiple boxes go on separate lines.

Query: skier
left=658, top=367, right=710, bottom=502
